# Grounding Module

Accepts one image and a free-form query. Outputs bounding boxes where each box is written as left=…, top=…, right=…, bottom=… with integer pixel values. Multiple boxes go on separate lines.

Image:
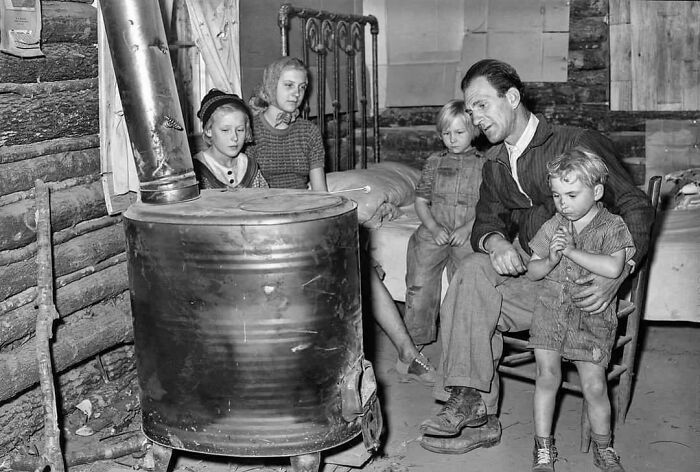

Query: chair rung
left=607, top=364, right=628, bottom=380
left=502, top=351, right=535, bottom=365
left=615, top=334, right=632, bottom=348
left=498, top=365, right=583, bottom=393
left=502, top=336, right=529, bottom=349
left=617, top=300, right=635, bottom=318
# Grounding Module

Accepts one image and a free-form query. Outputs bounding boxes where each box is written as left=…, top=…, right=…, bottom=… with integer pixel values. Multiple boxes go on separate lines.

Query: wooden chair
left=497, top=175, right=662, bottom=452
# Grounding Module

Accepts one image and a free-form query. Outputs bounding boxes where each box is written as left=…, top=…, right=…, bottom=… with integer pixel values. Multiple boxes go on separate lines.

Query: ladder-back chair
left=498, top=175, right=662, bottom=451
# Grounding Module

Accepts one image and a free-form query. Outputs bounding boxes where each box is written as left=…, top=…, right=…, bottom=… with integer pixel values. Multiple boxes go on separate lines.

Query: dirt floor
left=63, top=321, right=699, bottom=472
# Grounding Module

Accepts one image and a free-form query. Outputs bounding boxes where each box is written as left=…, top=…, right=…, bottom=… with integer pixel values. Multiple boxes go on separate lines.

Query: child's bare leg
left=368, top=267, right=420, bottom=363
left=575, top=361, right=611, bottom=435
left=534, top=349, right=562, bottom=437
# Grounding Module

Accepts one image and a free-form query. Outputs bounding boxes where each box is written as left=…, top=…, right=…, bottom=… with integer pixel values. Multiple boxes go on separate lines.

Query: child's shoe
left=396, top=352, right=436, bottom=386
left=592, top=443, right=625, bottom=472
left=532, top=435, right=557, bottom=471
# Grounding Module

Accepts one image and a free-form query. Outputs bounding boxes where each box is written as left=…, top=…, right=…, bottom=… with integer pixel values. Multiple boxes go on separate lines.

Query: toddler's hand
left=555, top=224, right=575, bottom=253
left=449, top=225, right=470, bottom=247
left=548, top=237, right=565, bottom=265
left=431, top=226, right=450, bottom=246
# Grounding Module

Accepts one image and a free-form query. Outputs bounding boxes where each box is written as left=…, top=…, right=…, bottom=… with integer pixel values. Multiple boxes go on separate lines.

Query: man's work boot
left=532, top=435, right=557, bottom=471
left=420, top=414, right=501, bottom=454
left=419, top=387, right=487, bottom=436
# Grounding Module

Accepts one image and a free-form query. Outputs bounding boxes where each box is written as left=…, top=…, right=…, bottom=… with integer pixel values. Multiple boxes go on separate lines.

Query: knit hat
left=248, top=56, right=307, bottom=119
left=197, top=89, right=250, bottom=127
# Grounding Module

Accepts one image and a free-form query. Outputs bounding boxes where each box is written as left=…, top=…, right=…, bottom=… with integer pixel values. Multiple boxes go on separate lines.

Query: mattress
left=644, top=209, right=700, bottom=322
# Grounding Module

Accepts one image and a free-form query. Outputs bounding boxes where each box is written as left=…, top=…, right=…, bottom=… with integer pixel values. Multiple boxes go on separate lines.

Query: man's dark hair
left=460, top=59, right=524, bottom=98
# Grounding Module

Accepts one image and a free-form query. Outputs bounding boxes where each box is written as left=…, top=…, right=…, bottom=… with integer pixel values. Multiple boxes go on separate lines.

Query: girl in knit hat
left=194, top=89, right=268, bottom=189
left=247, top=57, right=328, bottom=191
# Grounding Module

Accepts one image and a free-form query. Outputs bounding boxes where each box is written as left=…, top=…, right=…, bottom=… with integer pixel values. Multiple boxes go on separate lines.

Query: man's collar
left=504, top=113, right=539, bottom=152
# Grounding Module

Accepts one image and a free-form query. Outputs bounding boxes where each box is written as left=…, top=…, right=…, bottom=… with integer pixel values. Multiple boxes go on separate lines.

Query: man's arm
left=573, top=131, right=654, bottom=313
left=579, top=131, right=656, bottom=264
left=470, top=161, right=513, bottom=252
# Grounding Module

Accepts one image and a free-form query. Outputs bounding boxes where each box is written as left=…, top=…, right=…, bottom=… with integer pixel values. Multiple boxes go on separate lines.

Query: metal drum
left=123, top=189, right=365, bottom=457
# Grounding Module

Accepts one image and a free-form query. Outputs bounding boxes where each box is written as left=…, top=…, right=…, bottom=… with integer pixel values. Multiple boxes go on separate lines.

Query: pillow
left=665, top=168, right=700, bottom=210
left=326, top=162, right=421, bottom=227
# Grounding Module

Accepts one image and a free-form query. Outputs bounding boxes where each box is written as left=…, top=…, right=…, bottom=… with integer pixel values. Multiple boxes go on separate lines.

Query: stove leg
left=290, top=452, right=321, bottom=472
left=151, top=443, right=173, bottom=472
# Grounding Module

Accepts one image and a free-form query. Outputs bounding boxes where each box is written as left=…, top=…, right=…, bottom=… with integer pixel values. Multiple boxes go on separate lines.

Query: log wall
left=0, top=0, right=135, bottom=455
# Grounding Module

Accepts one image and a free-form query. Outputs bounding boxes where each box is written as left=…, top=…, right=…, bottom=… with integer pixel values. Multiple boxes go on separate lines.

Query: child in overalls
left=526, top=149, right=635, bottom=472
left=402, top=99, right=484, bottom=349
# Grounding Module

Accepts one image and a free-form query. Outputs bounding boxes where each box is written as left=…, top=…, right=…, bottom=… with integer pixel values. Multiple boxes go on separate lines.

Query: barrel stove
left=123, top=189, right=374, bottom=456
left=99, top=0, right=381, bottom=469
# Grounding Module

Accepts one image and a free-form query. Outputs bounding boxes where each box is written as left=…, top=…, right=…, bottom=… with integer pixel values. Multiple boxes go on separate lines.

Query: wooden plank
left=609, top=0, right=630, bottom=26
left=629, top=0, right=699, bottom=111
left=679, top=2, right=700, bottom=110
left=609, top=24, right=631, bottom=82
left=630, top=0, right=655, bottom=111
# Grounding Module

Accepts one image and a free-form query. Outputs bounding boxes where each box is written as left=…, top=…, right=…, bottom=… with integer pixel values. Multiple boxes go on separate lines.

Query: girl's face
left=441, top=115, right=473, bottom=154
left=550, top=173, right=603, bottom=224
left=207, top=109, right=248, bottom=159
left=274, top=68, right=308, bottom=113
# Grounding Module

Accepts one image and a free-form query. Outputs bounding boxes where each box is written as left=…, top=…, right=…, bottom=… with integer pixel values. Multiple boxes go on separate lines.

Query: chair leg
left=617, top=370, right=633, bottom=425
left=617, top=309, right=641, bottom=425
left=580, top=398, right=591, bottom=453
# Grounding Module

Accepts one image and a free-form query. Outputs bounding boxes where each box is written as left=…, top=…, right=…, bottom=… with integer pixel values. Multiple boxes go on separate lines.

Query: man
left=418, top=59, right=655, bottom=463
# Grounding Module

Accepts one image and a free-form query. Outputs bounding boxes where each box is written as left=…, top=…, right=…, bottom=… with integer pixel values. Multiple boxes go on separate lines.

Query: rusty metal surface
left=278, top=3, right=380, bottom=170
left=123, top=190, right=364, bottom=456
left=99, top=0, right=198, bottom=204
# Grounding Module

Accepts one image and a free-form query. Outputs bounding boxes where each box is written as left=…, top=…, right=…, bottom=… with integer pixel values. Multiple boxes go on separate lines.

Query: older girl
left=247, top=57, right=327, bottom=191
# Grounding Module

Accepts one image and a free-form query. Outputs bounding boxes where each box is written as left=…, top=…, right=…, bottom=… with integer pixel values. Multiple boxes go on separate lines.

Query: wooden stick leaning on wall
left=33, top=179, right=66, bottom=472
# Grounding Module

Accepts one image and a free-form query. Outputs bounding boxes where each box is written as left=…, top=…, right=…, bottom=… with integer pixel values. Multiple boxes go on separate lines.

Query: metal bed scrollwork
left=278, top=3, right=380, bottom=171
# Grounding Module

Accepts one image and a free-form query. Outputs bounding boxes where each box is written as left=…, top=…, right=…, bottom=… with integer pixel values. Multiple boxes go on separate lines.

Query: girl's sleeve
left=254, top=169, right=269, bottom=188
left=308, top=125, right=325, bottom=170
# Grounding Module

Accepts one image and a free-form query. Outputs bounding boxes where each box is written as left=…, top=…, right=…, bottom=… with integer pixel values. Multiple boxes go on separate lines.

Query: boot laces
left=535, top=445, right=557, bottom=464
left=598, top=447, right=621, bottom=465
left=437, top=389, right=465, bottom=423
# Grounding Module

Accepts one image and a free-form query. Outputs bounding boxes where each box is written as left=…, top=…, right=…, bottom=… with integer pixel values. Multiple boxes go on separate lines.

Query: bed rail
left=278, top=3, right=380, bottom=171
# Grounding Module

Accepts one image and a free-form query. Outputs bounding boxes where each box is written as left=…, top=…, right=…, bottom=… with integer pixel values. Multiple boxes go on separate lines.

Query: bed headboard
left=277, top=3, right=380, bottom=171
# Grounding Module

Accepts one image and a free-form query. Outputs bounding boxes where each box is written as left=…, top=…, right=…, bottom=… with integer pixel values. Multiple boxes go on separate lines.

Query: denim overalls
left=404, top=150, right=484, bottom=345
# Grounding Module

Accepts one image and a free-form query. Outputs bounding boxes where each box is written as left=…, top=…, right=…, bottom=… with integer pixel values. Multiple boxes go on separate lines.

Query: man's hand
left=572, top=265, right=631, bottom=314
left=486, top=235, right=526, bottom=276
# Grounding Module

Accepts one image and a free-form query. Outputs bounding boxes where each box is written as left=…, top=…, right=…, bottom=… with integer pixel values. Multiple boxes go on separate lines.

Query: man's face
left=463, top=76, right=517, bottom=144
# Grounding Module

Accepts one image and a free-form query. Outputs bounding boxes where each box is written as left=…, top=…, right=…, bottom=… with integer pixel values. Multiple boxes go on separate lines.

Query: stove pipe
left=99, top=0, right=199, bottom=204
